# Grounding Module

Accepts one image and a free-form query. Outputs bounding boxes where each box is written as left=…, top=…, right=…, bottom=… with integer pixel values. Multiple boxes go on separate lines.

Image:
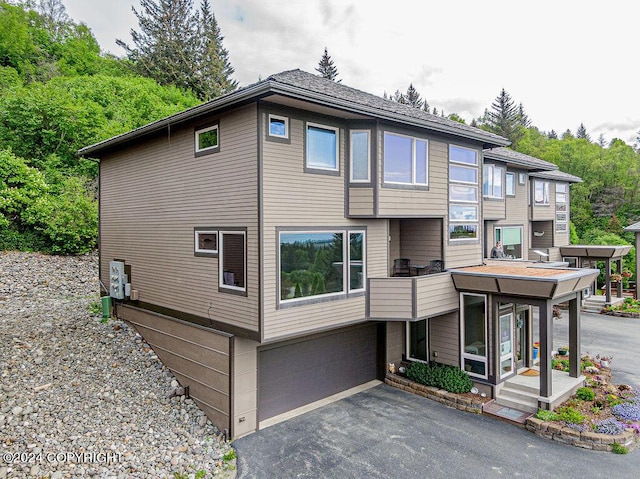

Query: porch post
left=568, top=296, right=581, bottom=378
left=617, top=258, right=623, bottom=299
left=539, top=301, right=553, bottom=399
left=605, top=258, right=611, bottom=304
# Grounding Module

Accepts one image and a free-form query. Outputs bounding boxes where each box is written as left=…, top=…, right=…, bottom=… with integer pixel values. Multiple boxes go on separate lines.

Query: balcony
left=367, top=272, right=458, bottom=321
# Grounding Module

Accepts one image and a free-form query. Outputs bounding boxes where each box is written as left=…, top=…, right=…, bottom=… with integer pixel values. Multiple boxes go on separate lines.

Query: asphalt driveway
left=234, top=312, right=640, bottom=478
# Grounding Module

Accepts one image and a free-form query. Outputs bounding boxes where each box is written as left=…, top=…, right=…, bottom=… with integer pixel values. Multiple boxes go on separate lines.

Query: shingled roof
left=79, top=69, right=509, bottom=157
left=483, top=147, right=557, bottom=171
left=529, top=169, right=582, bottom=183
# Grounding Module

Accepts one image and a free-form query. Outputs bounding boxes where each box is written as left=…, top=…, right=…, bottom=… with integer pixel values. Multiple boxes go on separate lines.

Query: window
left=495, top=226, right=523, bottom=259
left=350, top=130, right=370, bottom=182
left=449, top=145, right=479, bottom=241
left=518, top=173, right=526, bottom=185
left=556, top=183, right=567, bottom=203
left=268, top=114, right=288, bottom=139
left=279, top=230, right=366, bottom=303
left=219, top=231, right=246, bottom=292
left=306, top=122, right=339, bottom=171
left=449, top=224, right=478, bottom=240
left=506, top=172, right=515, bottom=196
left=534, top=180, right=550, bottom=205
left=499, top=311, right=514, bottom=378
left=195, top=124, right=219, bottom=154
left=383, top=132, right=428, bottom=185
left=450, top=145, right=478, bottom=165
left=407, top=319, right=428, bottom=362
left=483, top=164, right=504, bottom=199
left=461, top=294, right=487, bottom=379
left=194, top=230, right=218, bottom=255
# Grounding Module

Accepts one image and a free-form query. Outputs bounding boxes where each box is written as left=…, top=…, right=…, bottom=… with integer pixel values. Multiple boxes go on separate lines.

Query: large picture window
left=495, top=226, right=523, bottom=259
left=279, top=230, right=366, bottom=303
left=383, top=132, right=428, bottom=186
left=306, top=122, right=339, bottom=171
left=219, top=231, right=246, bottom=292
left=461, top=293, right=487, bottom=378
left=350, top=130, right=370, bottom=182
left=483, top=164, right=504, bottom=199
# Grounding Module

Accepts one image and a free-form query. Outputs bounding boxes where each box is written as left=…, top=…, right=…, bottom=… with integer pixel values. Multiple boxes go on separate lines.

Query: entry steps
left=494, top=380, right=538, bottom=414
left=582, top=297, right=606, bottom=314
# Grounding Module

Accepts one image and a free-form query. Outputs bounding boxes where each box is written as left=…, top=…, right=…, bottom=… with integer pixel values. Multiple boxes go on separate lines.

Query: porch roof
left=450, top=264, right=599, bottom=300
left=558, top=244, right=632, bottom=259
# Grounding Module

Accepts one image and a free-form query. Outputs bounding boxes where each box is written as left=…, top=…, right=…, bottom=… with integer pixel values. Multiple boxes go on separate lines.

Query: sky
left=62, top=0, right=640, bottom=145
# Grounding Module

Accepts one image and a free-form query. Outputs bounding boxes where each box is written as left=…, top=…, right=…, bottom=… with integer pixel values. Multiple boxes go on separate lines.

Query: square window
left=195, top=230, right=218, bottom=254
left=383, top=132, right=428, bottom=186
left=306, top=123, right=339, bottom=171
left=220, top=231, right=246, bottom=292
left=268, top=114, right=288, bottom=139
left=195, top=124, right=219, bottom=154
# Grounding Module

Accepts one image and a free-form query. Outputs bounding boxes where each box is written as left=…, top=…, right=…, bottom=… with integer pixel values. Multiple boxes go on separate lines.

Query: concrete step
left=500, top=379, right=539, bottom=395
left=495, top=393, right=538, bottom=413
left=499, top=385, right=539, bottom=403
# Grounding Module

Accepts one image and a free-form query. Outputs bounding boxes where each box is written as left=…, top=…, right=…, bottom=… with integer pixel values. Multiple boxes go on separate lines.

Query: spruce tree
left=315, top=47, right=339, bottom=81
left=405, top=83, right=423, bottom=109
left=576, top=123, right=591, bottom=141
left=548, top=130, right=558, bottom=139
left=483, top=88, right=525, bottom=145
left=391, top=90, right=406, bottom=104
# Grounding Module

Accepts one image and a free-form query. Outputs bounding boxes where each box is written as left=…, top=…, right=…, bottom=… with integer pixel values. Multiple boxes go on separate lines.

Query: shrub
left=535, top=409, right=559, bottom=421
left=612, top=443, right=629, bottom=454
left=612, top=402, right=640, bottom=421
left=595, top=418, right=626, bottom=435
left=556, top=406, right=585, bottom=425
left=576, top=387, right=595, bottom=401
left=406, top=362, right=473, bottom=394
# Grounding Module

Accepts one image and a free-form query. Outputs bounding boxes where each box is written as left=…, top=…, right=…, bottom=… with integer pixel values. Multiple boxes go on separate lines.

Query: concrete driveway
left=234, top=312, right=640, bottom=478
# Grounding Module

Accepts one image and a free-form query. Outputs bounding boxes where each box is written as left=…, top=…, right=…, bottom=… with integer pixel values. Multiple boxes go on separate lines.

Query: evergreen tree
left=117, top=0, right=236, bottom=100
left=405, top=83, right=423, bottom=109
left=422, top=100, right=430, bottom=112
left=597, top=133, right=607, bottom=147
left=576, top=123, right=591, bottom=141
left=195, top=0, right=237, bottom=100
left=315, top=47, right=339, bottom=81
left=518, top=102, right=531, bottom=127
left=470, top=118, right=478, bottom=128
left=432, top=107, right=438, bottom=116
left=562, top=129, right=573, bottom=140
left=483, top=88, right=525, bottom=145
left=547, top=129, right=558, bottom=139
left=391, top=90, right=406, bottom=104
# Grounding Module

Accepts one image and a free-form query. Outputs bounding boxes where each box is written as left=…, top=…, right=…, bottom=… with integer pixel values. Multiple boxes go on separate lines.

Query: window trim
left=449, top=164, right=479, bottom=185
left=383, top=131, right=429, bottom=186
left=449, top=205, right=478, bottom=222
left=349, top=129, right=371, bottom=183
left=449, top=144, right=479, bottom=166
left=449, top=223, right=479, bottom=241
left=278, top=228, right=366, bottom=307
left=194, top=229, right=218, bottom=256
left=449, top=144, right=479, bottom=242
left=195, top=123, right=220, bottom=155
left=460, top=293, right=488, bottom=380
left=483, top=164, right=504, bottom=199
left=505, top=172, right=516, bottom=196
left=494, top=226, right=523, bottom=259
left=305, top=121, right=340, bottom=173
left=268, top=114, right=289, bottom=139
left=219, top=230, right=247, bottom=294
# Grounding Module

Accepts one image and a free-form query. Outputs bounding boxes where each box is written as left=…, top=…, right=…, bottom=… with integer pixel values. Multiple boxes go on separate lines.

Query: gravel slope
left=0, top=252, right=236, bottom=479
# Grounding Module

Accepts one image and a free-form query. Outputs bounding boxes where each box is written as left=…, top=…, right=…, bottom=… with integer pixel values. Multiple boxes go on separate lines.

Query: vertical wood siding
left=100, top=104, right=259, bottom=332
left=261, top=112, right=387, bottom=340
left=429, top=312, right=460, bottom=367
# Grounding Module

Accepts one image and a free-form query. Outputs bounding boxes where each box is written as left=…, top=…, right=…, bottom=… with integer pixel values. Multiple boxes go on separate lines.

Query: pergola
left=451, top=264, right=599, bottom=408
left=558, top=245, right=633, bottom=304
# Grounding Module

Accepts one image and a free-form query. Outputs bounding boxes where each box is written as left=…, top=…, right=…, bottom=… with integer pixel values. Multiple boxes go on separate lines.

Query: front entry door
left=515, top=310, right=527, bottom=370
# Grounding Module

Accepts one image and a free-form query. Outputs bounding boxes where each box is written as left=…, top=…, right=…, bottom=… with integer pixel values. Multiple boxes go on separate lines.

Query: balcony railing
left=367, top=272, right=458, bottom=321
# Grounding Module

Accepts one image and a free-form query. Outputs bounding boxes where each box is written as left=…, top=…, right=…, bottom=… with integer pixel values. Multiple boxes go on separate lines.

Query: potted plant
left=596, top=354, right=613, bottom=368
left=557, top=346, right=569, bottom=356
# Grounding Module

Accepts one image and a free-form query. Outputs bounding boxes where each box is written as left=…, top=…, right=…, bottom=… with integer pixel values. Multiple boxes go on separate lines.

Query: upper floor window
left=450, top=145, right=478, bottom=165
left=556, top=183, right=567, bottom=203
left=534, top=180, right=550, bottom=205
left=219, top=231, right=246, bottom=293
left=383, top=132, right=428, bottom=186
left=306, top=122, right=339, bottom=172
left=350, top=130, right=370, bottom=182
left=506, top=172, right=515, bottom=196
left=279, top=229, right=366, bottom=304
left=268, top=114, right=289, bottom=139
left=195, top=123, right=219, bottom=155
left=483, top=164, right=504, bottom=199
left=449, top=144, right=479, bottom=242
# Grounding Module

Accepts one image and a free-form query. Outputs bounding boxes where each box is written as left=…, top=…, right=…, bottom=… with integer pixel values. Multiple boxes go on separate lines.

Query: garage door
left=258, top=323, right=381, bottom=422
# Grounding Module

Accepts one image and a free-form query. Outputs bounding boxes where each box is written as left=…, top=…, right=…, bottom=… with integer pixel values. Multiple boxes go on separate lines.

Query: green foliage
left=555, top=406, right=586, bottom=425
left=406, top=362, right=473, bottom=393
left=222, top=449, right=237, bottom=461
left=316, top=46, right=339, bottom=81
left=535, top=409, right=559, bottom=421
left=576, top=387, right=596, bottom=401
left=612, top=443, right=629, bottom=454
left=552, top=358, right=569, bottom=372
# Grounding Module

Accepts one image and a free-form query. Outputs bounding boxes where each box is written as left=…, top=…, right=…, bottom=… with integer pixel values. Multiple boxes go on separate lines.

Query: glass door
left=515, top=310, right=526, bottom=370
left=499, top=312, right=514, bottom=378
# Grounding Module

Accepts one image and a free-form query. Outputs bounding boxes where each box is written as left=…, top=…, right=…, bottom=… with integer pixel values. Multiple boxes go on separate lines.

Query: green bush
left=406, top=362, right=473, bottom=394
left=535, top=409, right=559, bottom=421
left=556, top=406, right=586, bottom=424
left=576, top=387, right=596, bottom=401
left=612, top=443, right=629, bottom=454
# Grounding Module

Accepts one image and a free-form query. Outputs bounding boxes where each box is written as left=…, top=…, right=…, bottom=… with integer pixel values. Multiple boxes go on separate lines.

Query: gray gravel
left=0, top=252, right=236, bottom=479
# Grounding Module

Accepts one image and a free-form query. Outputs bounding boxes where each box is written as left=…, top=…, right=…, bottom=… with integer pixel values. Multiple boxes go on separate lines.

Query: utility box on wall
left=109, top=261, right=126, bottom=299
